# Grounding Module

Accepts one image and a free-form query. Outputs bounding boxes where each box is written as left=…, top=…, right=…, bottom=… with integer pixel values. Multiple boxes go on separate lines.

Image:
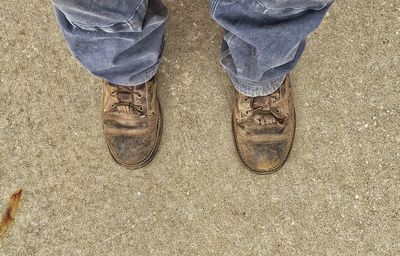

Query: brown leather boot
left=232, top=75, right=295, bottom=174
left=102, top=76, right=162, bottom=169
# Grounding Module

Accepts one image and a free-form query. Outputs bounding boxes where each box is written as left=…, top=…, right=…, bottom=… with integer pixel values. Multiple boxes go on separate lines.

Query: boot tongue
left=252, top=96, right=272, bottom=110
left=116, top=91, right=132, bottom=102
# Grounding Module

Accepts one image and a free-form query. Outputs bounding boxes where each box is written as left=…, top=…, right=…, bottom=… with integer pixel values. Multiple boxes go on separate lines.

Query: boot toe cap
left=237, top=140, right=291, bottom=173
left=106, top=135, right=154, bottom=168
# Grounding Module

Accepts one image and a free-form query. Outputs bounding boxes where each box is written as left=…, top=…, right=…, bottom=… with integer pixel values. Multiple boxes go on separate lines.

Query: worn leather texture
left=102, top=77, right=162, bottom=169
left=233, top=75, right=295, bottom=173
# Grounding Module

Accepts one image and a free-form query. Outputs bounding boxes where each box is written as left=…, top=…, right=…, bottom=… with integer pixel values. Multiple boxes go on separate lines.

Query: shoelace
left=111, top=87, right=145, bottom=116
left=244, top=93, right=286, bottom=125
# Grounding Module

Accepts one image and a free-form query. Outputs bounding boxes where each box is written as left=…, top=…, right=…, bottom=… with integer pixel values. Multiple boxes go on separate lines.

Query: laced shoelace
left=243, top=93, right=286, bottom=125
left=111, top=87, right=145, bottom=116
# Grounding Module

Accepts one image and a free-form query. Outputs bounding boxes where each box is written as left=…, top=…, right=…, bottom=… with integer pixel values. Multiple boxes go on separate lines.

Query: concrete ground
left=0, top=0, right=399, bottom=255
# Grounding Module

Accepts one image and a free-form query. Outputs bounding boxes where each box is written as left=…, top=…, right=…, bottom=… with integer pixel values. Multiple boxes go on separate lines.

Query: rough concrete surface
left=0, top=0, right=399, bottom=255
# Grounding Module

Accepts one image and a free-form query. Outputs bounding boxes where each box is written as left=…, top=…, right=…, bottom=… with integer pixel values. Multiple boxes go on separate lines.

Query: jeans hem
left=229, top=73, right=286, bottom=97
left=101, top=63, right=160, bottom=87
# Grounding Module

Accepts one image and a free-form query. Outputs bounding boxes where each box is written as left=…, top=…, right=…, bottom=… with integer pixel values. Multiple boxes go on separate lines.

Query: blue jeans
left=52, top=0, right=333, bottom=96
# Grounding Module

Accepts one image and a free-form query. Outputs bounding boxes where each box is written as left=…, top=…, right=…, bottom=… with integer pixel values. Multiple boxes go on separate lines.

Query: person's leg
left=52, top=0, right=167, bottom=168
left=52, top=0, right=167, bottom=86
left=209, top=0, right=333, bottom=173
left=210, top=0, right=333, bottom=96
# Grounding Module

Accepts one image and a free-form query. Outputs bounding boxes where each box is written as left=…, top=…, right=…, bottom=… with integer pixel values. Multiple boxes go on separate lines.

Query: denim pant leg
left=210, top=0, right=333, bottom=96
left=52, top=0, right=168, bottom=86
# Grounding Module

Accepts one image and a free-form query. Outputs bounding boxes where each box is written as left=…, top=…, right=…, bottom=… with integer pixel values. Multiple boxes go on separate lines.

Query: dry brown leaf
left=0, top=189, right=23, bottom=241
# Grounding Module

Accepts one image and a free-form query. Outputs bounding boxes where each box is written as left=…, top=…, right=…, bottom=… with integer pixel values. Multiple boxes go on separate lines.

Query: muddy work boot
left=232, top=76, right=295, bottom=174
left=102, top=77, right=162, bottom=169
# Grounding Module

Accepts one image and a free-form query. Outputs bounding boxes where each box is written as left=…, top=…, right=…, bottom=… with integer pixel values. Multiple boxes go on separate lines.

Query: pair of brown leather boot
left=102, top=75, right=295, bottom=174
